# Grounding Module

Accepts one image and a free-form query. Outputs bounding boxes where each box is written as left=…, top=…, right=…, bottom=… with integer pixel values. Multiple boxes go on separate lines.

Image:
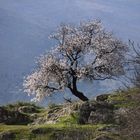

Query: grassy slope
left=0, top=88, right=140, bottom=140
left=0, top=124, right=118, bottom=140
left=107, top=88, right=140, bottom=108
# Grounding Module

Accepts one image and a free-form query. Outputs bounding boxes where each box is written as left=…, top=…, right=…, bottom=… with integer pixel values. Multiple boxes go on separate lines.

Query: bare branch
left=23, top=20, right=127, bottom=102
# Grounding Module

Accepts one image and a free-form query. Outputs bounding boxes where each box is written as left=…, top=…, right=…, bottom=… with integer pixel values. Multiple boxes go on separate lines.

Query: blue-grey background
left=0, top=0, right=140, bottom=105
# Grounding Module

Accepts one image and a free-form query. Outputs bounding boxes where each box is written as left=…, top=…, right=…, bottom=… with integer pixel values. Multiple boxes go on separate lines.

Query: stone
left=30, top=113, right=38, bottom=120
left=18, top=106, right=38, bottom=113
left=88, top=108, right=114, bottom=124
left=45, top=120, right=56, bottom=124
left=78, top=101, right=115, bottom=124
left=114, top=108, right=128, bottom=125
left=31, top=117, right=46, bottom=125
left=0, top=106, right=31, bottom=124
left=78, top=102, right=91, bottom=124
left=98, top=125, right=119, bottom=133
left=96, top=94, right=110, bottom=102
left=0, top=131, right=15, bottom=140
left=31, top=128, right=47, bottom=134
left=94, top=135, right=114, bottom=140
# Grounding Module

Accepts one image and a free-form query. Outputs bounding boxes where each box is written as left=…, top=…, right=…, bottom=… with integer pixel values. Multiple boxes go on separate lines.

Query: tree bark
left=70, top=88, right=89, bottom=101
left=69, top=70, right=89, bottom=101
left=69, top=77, right=89, bottom=101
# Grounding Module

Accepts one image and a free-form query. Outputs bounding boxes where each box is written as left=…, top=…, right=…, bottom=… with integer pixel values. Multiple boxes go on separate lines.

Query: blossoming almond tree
left=23, top=20, right=127, bottom=102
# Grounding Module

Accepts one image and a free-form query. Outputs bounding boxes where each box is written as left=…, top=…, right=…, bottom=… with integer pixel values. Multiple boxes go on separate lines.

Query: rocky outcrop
left=78, top=100, right=115, bottom=124
left=0, top=131, right=15, bottom=140
left=0, top=89, right=139, bottom=140
left=31, top=102, right=81, bottom=125
left=96, top=94, right=110, bottom=102
left=0, top=106, right=31, bottom=125
left=31, top=94, right=125, bottom=126
left=18, top=105, right=39, bottom=113
left=113, top=108, right=128, bottom=125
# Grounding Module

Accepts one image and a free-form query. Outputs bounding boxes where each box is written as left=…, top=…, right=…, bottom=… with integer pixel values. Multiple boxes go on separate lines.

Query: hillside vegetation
left=0, top=88, right=140, bottom=140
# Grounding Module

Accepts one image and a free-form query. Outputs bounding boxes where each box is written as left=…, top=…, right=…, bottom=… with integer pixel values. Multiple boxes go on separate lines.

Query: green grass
left=0, top=124, right=29, bottom=132
left=58, top=112, right=79, bottom=125
left=107, top=88, right=140, bottom=108
left=1, top=88, right=140, bottom=139
left=0, top=124, right=32, bottom=139
left=0, top=123, right=109, bottom=140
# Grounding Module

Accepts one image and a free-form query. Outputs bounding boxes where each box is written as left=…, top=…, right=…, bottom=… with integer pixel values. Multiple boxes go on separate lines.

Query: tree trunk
left=70, top=88, right=89, bottom=101
left=69, top=73, right=89, bottom=101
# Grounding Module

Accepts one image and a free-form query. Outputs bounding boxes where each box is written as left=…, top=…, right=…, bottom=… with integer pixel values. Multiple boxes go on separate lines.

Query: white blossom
left=23, top=20, right=127, bottom=102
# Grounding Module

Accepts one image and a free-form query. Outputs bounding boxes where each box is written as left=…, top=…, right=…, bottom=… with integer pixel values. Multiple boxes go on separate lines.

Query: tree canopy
left=23, top=20, right=127, bottom=102
left=128, top=41, right=140, bottom=88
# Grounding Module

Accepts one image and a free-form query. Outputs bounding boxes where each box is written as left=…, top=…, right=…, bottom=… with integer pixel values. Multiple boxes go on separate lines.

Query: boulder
left=0, top=106, right=31, bottom=124
left=114, top=108, right=128, bottom=125
left=78, top=102, right=91, bottom=124
left=96, top=94, right=110, bottom=102
left=0, top=131, right=15, bottom=140
left=78, top=101, right=114, bottom=124
left=18, top=106, right=38, bottom=113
